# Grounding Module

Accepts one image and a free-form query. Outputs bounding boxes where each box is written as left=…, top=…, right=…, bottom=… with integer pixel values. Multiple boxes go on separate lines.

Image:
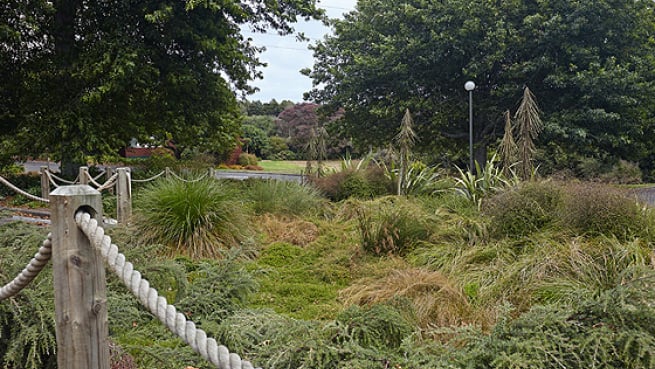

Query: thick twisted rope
left=169, top=171, right=209, bottom=183
left=0, top=234, right=53, bottom=300
left=0, top=174, right=50, bottom=203
left=131, top=170, right=166, bottom=183
left=74, top=212, right=260, bottom=369
left=86, top=172, right=118, bottom=192
left=92, top=170, right=107, bottom=181
left=96, top=173, right=118, bottom=191
left=45, top=171, right=61, bottom=188
left=48, top=172, right=79, bottom=185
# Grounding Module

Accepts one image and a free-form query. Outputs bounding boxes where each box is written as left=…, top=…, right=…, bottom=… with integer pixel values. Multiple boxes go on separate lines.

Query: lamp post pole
left=464, top=81, right=476, bottom=173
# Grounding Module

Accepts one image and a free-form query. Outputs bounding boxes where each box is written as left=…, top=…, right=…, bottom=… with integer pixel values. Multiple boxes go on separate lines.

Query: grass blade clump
left=356, top=197, right=434, bottom=256
left=241, top=179, right=328, bottom=217
left=340, top=268, right=482, bottom=329
left=133, top=177, right=251, bottom=259
left=482, top=181, right=563, bottom=238
left=560, top=182, right=654, bottom=241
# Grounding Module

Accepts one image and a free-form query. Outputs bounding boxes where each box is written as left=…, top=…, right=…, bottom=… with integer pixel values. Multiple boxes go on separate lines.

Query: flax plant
left=395, top=109, right=418, bottom=195
left=514, top=86, right=543, bottom=180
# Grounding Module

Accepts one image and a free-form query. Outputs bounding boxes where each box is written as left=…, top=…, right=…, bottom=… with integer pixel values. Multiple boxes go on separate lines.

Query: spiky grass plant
left=133, top=178, right=251, bottom=259
left=356, top=197, right=434, bottom=256
left=395, top=109, right=418, bottom=195
left=241, top=179, right=328, bottom=217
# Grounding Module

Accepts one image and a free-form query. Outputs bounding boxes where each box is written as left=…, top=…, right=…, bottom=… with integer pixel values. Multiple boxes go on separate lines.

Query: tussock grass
left=340, top=268, right=484, bottom=329
left=133, top=178, right=251, bottom=259
left=355, top=196, right=436, bottom=256
left=255, top=214, right=319, bottom=247
left=560, top=182, right=654, bottom=240
left=241, top=179, right=328, bottom=217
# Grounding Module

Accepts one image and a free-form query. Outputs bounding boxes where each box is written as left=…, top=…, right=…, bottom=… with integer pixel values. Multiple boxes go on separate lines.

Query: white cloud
left=245, top=0, right=356, bottom=102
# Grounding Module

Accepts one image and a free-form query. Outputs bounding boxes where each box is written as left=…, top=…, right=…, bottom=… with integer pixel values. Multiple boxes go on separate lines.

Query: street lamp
left=464, top=80, right=475, bottom=173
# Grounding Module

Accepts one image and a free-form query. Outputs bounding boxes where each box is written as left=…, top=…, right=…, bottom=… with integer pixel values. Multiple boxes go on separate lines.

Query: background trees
left=1, top=0, right=322, bottom=175
left=305, top=0, right=655, bottom=178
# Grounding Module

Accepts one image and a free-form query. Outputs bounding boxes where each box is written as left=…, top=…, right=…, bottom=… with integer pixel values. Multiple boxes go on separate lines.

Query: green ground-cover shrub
left=0, top=222, right=56, bottom=369
left=449, top=268, right=655, bottom=369
left=132, top=177, right=251, bottom=259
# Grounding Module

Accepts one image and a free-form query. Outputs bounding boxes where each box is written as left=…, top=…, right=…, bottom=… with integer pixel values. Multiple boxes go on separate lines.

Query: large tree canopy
left=305, top=0, right=655, bottom=174
left=1, top=0, right=322, bottom=174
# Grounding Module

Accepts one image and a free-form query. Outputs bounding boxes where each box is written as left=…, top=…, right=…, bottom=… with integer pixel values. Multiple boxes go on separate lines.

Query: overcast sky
left=243, top=0, right=357, bottom=103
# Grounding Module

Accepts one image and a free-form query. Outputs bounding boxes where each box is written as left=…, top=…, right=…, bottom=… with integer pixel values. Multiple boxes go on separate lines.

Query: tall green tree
left=1, top=0, right=322, bottom=175
left=305, top=0, right=655, bottom=175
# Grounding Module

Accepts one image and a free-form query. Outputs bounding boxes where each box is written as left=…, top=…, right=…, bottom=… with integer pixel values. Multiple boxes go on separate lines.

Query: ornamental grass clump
left=133, top=178, right=250, bottom=259
left=483, top=181, right=563, bottom=238
left=560, top=182, right=653, bottom=240
left=241, top=179, right=327, bottom=217
left=356, top=197, right=434, bottom=256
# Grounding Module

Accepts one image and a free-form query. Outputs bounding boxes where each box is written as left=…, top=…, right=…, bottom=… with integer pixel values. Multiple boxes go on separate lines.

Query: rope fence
left=0, top=174, right=50, bottom=203
left=0, top=183, right=261, bottom=368
left=130, top=170, right=166, bottom=183
left=168, top=170, right=209, bottom=183
left=76, top=211, right=259, bottom=369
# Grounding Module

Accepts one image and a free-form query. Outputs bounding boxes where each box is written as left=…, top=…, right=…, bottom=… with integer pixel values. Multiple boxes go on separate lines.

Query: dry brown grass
left=339, top=268, right=490, bottom=329
left=256, top=214, right=320, bottom=247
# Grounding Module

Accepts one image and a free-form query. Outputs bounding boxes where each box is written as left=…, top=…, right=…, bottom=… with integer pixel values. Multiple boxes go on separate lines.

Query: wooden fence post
left=165, top=167, right=171, bottom=179
left=50, top=185, right=109, bottom=369
left=105, top=167, right=115, bottom=195
left=40, top=166, right=50, bottom=200
left=79, top=166, right=89, bottom=185
left=116, top=168, right=132, bottom=224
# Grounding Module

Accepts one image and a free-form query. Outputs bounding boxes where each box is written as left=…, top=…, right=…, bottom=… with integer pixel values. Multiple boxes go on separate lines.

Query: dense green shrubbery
left=450, top=268, right=655, bottom=369
left=133, top=177, right=251, bottom=259
left=238, top=153, right=258, bottom=167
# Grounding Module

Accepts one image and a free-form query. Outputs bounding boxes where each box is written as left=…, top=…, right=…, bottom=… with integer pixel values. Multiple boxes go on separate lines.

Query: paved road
left=20, top=160, right=59, bottom=173
left=632, top=187, right=655, bottom=206
left=213, top=170, right=304, bottom=183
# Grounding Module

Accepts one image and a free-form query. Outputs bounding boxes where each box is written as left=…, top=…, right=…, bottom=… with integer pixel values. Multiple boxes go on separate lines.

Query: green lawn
left=258, top=160, right=307, bottom=174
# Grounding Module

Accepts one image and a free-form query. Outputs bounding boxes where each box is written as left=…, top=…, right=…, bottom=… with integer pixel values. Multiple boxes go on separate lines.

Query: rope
left=74, top=212, right=260, bottom=369
left=96, top=173, right=118, bottom=192
left=86, top=171, right=118, bottom=191
left=93, top=170, right=107, bottom=181
left=48, top=172, right=79, bottom=185
left=85, top=173, right=105, bottom=188
left=0, top=174, right=50, bottom=203
left=131, top=170, right=166, bottom=183
left=45, top=171, right=61, bottom=188
left=0, top=234, right=53, bottom=300
left=169, top=171, right=209, bottom=183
